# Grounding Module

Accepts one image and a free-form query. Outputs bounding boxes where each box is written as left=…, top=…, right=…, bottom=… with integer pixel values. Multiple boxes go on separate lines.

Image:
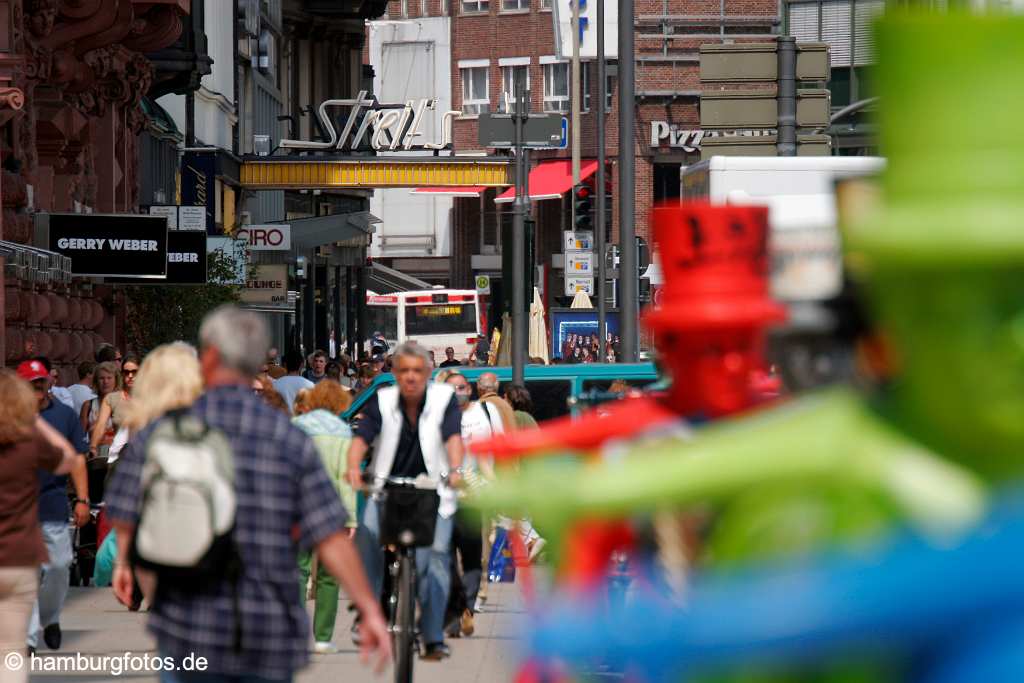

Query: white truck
left=679, top=156, right=886, bottom=304
left=677, top=155, right=887, bottom=390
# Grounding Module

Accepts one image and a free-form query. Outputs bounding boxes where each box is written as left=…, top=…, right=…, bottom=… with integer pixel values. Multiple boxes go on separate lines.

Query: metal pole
left=596, top=0, right=607, bottom=362
left=303, top=251, right=316, bottom=355
left=777, top=35, right=797, bottom=157
left=571, top=0, right=582, bottom=192
left=345, top=266, right=355, bottom=358
left=512, top=76, right=528, bottom=385
left=356, top=264, right=368, bottom=361
left=332, top=265, right=342, bottom=360
left=618, top=0, right=638, bottom=362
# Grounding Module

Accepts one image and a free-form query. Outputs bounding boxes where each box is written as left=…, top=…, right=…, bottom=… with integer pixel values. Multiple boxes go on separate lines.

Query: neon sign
left=278, top=91, right=461, bottom=153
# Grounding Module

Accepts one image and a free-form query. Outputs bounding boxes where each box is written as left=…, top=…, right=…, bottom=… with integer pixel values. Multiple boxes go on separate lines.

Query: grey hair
left=392, top=341, right=431, bottom=368
left=478, top=371, right=500, bottom=393
left=199, top=305, right=270, bottom=377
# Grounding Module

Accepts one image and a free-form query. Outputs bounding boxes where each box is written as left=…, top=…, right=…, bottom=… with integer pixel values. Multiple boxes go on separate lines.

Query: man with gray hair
left=105, top=305, right=391, bottom=681
left=346, top=341, right=466, bottom=661
left=476, top=372, right=515, bottom=433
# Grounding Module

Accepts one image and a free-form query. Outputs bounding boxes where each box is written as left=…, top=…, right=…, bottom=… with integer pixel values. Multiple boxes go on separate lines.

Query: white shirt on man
left=69, top=383, right=97, bottom=415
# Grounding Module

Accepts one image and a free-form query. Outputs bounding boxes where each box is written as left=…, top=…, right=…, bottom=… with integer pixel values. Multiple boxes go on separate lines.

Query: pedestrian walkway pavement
left=26, top=582, right=530, bottom=683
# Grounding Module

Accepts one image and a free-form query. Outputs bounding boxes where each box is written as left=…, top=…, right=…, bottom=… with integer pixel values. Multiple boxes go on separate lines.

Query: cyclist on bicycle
left=347, top=342, right=465, bottom=661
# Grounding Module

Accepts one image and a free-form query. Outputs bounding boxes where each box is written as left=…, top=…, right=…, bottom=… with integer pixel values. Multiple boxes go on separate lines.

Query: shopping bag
left=487, top=528, right=517, bottom=583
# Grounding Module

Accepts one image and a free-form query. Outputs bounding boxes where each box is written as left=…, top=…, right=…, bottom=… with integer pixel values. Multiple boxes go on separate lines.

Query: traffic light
left=573, top=184, right=592, bottom=231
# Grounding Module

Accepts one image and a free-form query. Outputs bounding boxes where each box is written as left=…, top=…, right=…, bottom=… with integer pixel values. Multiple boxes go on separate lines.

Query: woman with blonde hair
left=292, top=379, right=356, bottom=653
left=91, top=344, right=203, bottom=607
left=0, top=371, right=81, bottom=679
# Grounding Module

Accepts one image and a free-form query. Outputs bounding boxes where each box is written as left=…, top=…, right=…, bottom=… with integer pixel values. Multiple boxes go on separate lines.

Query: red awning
left=494, top=159, right=599, bottom=203
left=410, top=186, right=486, bottom=197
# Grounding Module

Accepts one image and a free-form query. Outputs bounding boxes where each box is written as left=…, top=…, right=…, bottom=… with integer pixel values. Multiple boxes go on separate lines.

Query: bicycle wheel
left=393, top=552, right=416, bottom=683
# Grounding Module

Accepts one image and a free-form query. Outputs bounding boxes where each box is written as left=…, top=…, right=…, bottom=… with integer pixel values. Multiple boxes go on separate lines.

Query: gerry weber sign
left=650, top=122, right=774, bottom=152
left=278, top=91, right=460, bottom=153
left=35, top=213, right=169, bottom=278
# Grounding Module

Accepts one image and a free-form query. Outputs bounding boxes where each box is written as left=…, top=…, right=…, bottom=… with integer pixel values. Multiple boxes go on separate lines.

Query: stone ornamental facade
left=1, top=0, right=194, bottom=376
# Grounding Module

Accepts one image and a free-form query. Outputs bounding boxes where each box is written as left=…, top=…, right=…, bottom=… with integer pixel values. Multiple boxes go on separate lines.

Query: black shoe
left=43, top=623, right=61, bottom=650
left=444, top=620, right=461, bottom=639
left=350, top=618, right=362, bottom=646
left=421, top=642, right=450, bottom=660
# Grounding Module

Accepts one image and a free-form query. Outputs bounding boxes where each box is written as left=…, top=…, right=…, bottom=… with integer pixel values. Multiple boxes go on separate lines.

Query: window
left=461, top=0, right=488, bottom=13
left=543, top=61, right=588, bottom=112
left=500, top=64, right=530, bottom=112
left=606, top=73, right=615, bottom=111
left=540, top=0, right=552, bottom=9
left=461, top=66, right=490, bottom=115
left=405, top=304, right=477, bottom=336
left=543, top=62, right=569, bottom=112
left=787, top=0, right=884, bottom=66
left=502, top=0, right=529, bottom=10
left=582, top=62, right=590, bottom=111
left=521, top=380, right=572, bottom=421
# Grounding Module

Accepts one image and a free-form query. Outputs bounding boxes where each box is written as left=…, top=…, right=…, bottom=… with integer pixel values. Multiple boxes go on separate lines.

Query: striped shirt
left=105, top=384, right=348, bottom=679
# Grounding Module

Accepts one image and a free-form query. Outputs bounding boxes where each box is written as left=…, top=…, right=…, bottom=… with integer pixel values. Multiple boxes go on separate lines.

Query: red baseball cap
left=16, top=360, right=49, bottom=382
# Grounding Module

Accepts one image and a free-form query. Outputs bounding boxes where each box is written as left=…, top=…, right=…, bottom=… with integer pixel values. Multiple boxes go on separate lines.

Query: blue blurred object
left=488, top=527, right=517, bottom=583
left=526, top=496, right=1024, bottom=682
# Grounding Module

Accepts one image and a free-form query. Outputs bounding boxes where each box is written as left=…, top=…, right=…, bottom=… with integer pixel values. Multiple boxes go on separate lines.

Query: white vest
left=371, top=383, right=458, bottom=518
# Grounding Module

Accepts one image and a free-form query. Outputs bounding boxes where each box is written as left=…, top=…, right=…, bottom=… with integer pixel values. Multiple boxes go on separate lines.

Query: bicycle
left=364, top=473, right=443, bottom=683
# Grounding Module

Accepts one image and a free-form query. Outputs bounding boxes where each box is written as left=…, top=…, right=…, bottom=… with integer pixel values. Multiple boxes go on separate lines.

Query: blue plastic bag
left=487, top=528, right=516, bottom=583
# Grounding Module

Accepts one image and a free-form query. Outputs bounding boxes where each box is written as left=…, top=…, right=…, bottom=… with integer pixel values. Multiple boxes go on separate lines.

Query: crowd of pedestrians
left=0, top=306, right=545, bottom=682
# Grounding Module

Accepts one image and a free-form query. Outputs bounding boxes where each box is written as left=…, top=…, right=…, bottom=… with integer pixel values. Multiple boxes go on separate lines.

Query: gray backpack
left=130, top=409, right=244, bottom=648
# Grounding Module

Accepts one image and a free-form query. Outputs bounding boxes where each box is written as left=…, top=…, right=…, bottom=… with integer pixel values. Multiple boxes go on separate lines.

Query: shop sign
left=278, top=91, right=460, bottom=153
left=241, top=264, right=289, bottom=306
left=650, top=122, right=775, bottom=151
left=236, top=224, right=291, bottom=251
left=148, top=205, right=178, bottom=230
left=108, top=231, right=207, bottom=285
left=147, top=205, right=209, bottom=232
left=181, top=150, right=216, bottom=234
left=206, top=236, right=247, bottom=285
left=36, top=213, right=169, bottom=278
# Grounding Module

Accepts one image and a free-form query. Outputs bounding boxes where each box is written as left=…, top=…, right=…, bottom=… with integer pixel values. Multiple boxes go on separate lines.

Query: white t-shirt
left=460, top=401, right=505, bottom=489
left=461, top=401, right=505, bottom=444
left=273, top=375, right=315, bottom=412
left=50, top=387, right=74, bottom=410
left=69, top=383, right=97, bottom=416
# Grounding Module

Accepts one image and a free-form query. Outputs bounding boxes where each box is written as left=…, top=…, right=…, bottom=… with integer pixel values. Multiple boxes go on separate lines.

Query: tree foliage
left=122, top=246, right=246, bottom=355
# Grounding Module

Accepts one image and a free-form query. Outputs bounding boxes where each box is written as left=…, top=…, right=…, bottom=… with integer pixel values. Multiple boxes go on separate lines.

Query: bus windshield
left=367, top=304, right=398, bottom=340
left=404, top=303, right=477, bottom=336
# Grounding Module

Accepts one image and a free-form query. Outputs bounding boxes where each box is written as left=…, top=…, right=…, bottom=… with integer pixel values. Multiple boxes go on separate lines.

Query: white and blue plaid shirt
left=106, top=384, right=349, bottom=679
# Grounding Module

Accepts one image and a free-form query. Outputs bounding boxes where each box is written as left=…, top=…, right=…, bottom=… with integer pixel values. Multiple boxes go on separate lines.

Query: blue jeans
left=160, top=672, right=290, bottom=683
left=355, top=500, right=453, bottom=645
left=26, top=521, right=71, bottom=648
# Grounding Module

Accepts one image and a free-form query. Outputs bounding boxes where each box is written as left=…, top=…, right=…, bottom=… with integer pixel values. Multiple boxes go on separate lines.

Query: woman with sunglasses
left=87, top=356, right=140, bottom=500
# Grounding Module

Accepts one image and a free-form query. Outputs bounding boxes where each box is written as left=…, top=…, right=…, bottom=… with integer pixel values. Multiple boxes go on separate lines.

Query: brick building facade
left=376, top=0, right=778, bottom=315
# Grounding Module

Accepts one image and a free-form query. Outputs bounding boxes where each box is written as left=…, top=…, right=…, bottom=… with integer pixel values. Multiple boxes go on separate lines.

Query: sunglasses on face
left=123, top=369, right=138, bottom=377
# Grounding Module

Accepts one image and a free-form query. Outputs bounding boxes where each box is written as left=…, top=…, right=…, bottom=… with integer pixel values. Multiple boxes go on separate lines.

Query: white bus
left=366, top=289, right=485, bottom=360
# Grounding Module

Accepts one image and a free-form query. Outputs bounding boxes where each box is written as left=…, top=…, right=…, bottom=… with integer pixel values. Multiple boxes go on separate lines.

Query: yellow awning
left=240, top=158, right=512, bottom=190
